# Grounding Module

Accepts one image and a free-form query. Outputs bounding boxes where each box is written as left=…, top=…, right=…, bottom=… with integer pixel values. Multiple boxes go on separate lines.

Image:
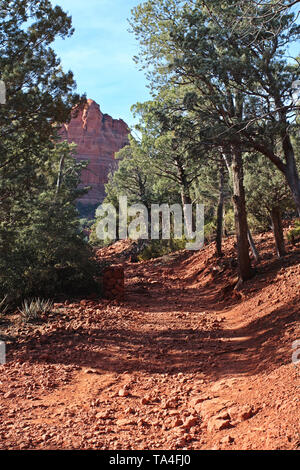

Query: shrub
left=204, top=220, right=217, bottom=243
left=0, top=194, right=103, bottom=303
left=224, top=209, right=235, bottom=235
left=287, top=219, right=300, bottom=244
left=138, top=239, right=186, bottom=261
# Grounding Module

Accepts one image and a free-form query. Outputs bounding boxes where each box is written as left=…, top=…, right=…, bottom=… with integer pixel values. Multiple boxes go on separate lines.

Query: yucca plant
left=0, top=295, right=9, bottom=319
left=18, top=298, right=53, bottom=323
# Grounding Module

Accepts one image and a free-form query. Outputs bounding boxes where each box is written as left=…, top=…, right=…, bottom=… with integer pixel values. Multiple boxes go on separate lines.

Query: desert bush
left=287, top=220, right=300, bottom=244
left=224, top=209, right=235, bottom=235
left=138, top=238, right=186, bottom=261
left=204, top=220, right=217, bottom=243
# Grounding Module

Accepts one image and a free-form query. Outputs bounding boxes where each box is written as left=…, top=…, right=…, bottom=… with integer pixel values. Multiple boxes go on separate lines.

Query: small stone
left=4, top=391, right=16, bottom=399
left=207, top=416, right=232, bottom=432
left=96, top=411, right=110, bottom=419
left=137, top=418, right=148, bottom=427
left=183, top=416, right=198, bottom=429
left=220, top=435, right=235, bottom=444
left=173, top=418, right=184, bottom=427
left=228, top=405, right=257, bottom=423
left=118, top=388, right=129, bottom=397
left=190, top=396, right=209, bottom=408
left=162, top=398, right=178, bottom=409
left=125, top=407, right=135, bottom=414
left=84, top=368, right=98, bottom=374
left=239, top=405, right=256, bottom=421
left=116, top=418, right=136, bottom=426
left=216, top=410, right=230, bottom=420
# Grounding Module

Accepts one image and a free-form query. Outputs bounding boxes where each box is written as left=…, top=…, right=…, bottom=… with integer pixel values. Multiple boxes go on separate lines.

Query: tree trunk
left=176, top=157, right=195, bottom=236
left=231, top=147, right=252, bottom=281
left=258, top=144, right=300, bottom=217
left=215, top=161, right=225, bottom=257
left=247, top=229, right=260, bottom=264
left=181, top=187, right=195, bottom=236
left=248, top=97, right=300, bottom=216
left=271, top=206, right=286, bottom=258
left=55, top=154, right=65, bottom=199
left=181, top=189, right=192, bottom=207
left=273, top=92, right=300, bottom=216
left=285, top=152, right=300, bottom=217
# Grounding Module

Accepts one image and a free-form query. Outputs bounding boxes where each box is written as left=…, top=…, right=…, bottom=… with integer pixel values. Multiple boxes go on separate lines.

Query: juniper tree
left=244, top=153, right=296, bottom=257
left=132, top=94, right=208, bottom=235
left=130, top=0, right=300, bottom=281
left=0, top=1, right=100, bottom=302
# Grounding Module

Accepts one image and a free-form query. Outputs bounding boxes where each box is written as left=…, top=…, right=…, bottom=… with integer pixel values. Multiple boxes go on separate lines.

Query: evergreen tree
left=0, top=1, right=99, bottom=303
left=130, top=0, right=300, bottom=281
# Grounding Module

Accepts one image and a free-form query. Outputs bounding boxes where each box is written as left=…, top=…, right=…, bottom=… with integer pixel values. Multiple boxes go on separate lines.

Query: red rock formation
left=59, top=99, right=129, bottom=206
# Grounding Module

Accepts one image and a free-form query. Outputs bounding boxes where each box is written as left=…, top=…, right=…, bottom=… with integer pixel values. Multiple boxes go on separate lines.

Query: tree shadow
left=11, top=292, right=298, bottom=381
left=6, top=242, right=300, bottom=381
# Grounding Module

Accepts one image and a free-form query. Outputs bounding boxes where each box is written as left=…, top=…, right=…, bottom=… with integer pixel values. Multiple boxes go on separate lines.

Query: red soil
left=0, top=233, right=299, bottom=450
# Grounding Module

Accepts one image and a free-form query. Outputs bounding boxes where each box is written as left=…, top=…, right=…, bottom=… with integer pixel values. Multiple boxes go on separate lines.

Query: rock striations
left=59, top=99, right=129, bottom=207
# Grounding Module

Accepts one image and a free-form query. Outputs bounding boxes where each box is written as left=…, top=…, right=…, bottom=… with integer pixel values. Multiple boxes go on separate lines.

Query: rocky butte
left=59, top=99, right=129, bottom=214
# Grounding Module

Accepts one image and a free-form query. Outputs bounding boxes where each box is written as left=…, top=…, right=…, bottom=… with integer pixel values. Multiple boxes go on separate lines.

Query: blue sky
left=52, top=1, right=299, bottom=129
left=52, top=0, right=150, bottom=128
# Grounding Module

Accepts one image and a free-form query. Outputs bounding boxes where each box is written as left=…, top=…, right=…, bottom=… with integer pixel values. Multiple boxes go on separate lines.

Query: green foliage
left=287, top=220, right=300, bottom=243
left=106, top=137, right=167, bottom=208
left=138, top=238, right=186, bottom=261
left=224, top=209, right=235, bottom=235
left=0, top=0, right=81, bottom=137
left=244, top=154, right=295, bottom=231
left=0, top=0, right=100, bottom=304
left=204, top=220, right=217, bottom=243
left=0, top=139, right=102, bottom=302
left=130, top=0, right=300, bottom=219
left=90, top=135, right=183, bottom=246
left=88, top=230, right=106, bottom=248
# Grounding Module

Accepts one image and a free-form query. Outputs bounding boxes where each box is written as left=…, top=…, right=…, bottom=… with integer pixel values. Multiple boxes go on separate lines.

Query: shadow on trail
left=8, top=244, right=300, bottom=380
left=13, top=293, right=298, bottom=380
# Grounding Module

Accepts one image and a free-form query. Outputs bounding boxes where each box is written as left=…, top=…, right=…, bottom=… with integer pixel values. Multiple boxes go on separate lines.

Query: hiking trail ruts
left=0, top=235, right=299, bottom=450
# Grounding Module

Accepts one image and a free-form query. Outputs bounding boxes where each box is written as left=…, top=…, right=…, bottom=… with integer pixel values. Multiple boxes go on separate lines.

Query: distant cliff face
left=59, top=99, right=129, bottom=207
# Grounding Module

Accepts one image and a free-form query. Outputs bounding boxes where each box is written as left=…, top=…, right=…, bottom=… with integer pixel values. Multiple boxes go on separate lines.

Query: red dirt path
left=0, top=233, right=299, bottom=450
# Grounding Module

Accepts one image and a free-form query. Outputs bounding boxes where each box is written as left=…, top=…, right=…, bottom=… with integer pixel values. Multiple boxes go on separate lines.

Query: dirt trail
left=0, top=234, right=299, bottom=450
